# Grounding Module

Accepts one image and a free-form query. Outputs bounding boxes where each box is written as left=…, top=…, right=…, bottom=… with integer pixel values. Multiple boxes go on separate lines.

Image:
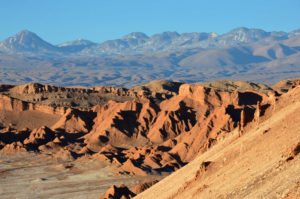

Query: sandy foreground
left=0, top=153, right=156, bottom=199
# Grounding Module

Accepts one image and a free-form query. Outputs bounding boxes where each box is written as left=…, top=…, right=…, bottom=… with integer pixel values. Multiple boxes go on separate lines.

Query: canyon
left=0, top=78, right=299, bottom=198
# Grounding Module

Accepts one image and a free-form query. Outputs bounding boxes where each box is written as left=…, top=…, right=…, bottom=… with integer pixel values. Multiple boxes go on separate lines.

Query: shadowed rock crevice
left=112, top=110, right=141, bottom=137
left=238, top=92, right=262, bottom=106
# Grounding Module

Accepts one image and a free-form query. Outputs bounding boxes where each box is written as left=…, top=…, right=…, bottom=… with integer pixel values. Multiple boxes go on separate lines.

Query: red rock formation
left=131, top=180, right=159, bottom=195
left=1, top=141, right=27, bottom=153
left=23, top=126, right=55, bottom=146
left=99, top=180, right=159, bottom=199
left=10, top=83, right=91, bottom=95
left=0, top=81, right=278, bottom=176
left=99, top=184, right=135, bottom=199
left=82, top=83, right=274, bottom=174
left=0, top=94, right=66, bottom=115
left=93, top=86, right=129, bottom=96
left=51, top=108, right=95, bottom=133
left=85, top=100, right=158, bottom=151
left=10, top=83, right=59, bottom=94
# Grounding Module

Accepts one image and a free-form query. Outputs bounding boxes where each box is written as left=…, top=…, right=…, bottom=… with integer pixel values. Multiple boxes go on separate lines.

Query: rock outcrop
left=0, top=80, right=280, bottom=175
left=0, top=94, right=67, bottom=115
left=99, top=180, right=159, bottom=199
left=51, top=108, right=95, bottom=133
left=24, top=126, right=55, bottom=146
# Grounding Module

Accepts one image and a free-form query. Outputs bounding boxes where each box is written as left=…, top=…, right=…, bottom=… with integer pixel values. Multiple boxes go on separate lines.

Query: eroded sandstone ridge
left=0, top=79, right=299, bottom=198
left=136, top=79, right=300, bottom=199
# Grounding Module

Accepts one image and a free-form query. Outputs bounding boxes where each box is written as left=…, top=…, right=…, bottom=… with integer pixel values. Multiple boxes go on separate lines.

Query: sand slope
left=136, top=87, right=300, bottom=199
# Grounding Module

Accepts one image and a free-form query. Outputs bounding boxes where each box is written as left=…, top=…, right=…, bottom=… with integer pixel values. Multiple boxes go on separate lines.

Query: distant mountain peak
left=0, top=30, right=57, bottom=53
left=7, top=30, right=41, bottom=44
left=160, top=31, right=180, bottom=37
left=122, top=32, right=149, bottom=40
left=58, top=39, right=97, bottom=52
left=220, top=27, right=269, bottom=43
left=150, top=31, right=180, bottom=42
left=17, top=29, right=36, bottom=35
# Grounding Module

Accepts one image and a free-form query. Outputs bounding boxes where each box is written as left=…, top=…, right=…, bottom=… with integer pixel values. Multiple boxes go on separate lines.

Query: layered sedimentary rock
left=0, top=94, right=67, bottom=115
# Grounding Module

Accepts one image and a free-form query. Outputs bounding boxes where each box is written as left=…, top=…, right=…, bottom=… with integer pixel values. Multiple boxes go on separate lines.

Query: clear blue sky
left=1, top=0, right=299, bottom=44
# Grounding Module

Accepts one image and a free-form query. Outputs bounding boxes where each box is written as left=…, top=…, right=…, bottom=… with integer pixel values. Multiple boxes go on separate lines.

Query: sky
left=0, top=0, right=300, bottom=44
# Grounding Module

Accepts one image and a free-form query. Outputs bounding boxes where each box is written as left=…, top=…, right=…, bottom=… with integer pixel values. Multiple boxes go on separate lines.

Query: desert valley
left=0, top=78, right=299, bottom=198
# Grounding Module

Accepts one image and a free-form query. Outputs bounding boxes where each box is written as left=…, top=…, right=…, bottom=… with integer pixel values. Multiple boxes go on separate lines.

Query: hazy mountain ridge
left=0, top=27, right=298, bottom=55
left=0, top=27, right=300, bottom=87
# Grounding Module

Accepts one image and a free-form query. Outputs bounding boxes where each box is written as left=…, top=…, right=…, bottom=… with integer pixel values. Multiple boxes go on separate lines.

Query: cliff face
left=136, top=85, right=300, bottom=199
left=0, top=94, right=66, bottom=115
left=82, top=82, right=275, bottom=175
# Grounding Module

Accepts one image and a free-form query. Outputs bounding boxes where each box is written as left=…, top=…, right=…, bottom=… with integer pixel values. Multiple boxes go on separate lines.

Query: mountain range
left=0, top=27, right=300, bottom=87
